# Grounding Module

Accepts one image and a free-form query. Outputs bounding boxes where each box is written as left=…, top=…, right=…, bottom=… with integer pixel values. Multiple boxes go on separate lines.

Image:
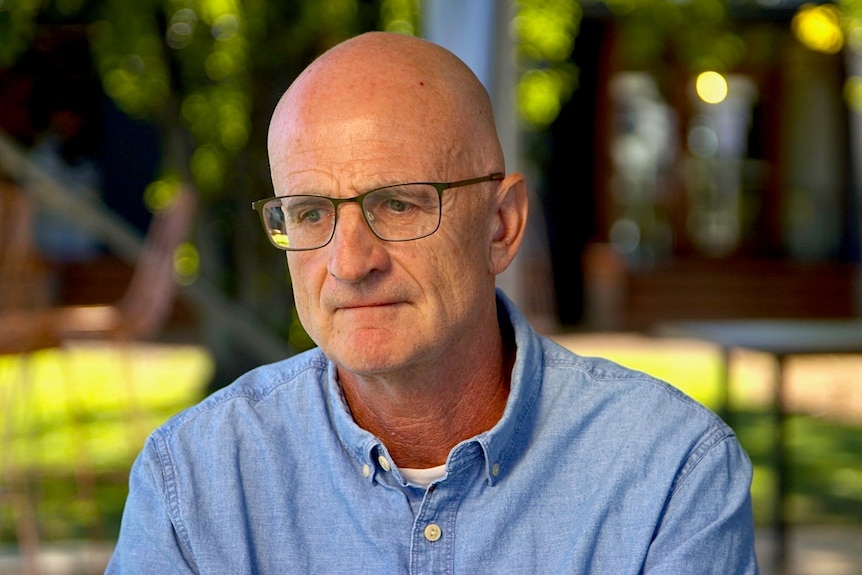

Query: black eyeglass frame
left=251, top=172, right=504, bottom=251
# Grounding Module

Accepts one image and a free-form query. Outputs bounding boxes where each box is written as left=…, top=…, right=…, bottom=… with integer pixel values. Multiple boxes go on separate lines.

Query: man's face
left=270, top=112, right=498, bottom=377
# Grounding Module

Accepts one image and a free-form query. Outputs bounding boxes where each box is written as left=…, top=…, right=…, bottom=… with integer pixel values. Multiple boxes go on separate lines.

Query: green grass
left=2, top=337, right=861, bottom=544
left=1, top=342, right=213, bottom=542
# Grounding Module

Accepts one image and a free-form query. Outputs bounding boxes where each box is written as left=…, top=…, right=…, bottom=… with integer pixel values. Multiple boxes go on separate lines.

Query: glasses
left=251, top=173, right=504, bottom=251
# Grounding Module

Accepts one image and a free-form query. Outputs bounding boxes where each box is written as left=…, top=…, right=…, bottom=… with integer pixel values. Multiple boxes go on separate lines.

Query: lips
left=325, top=288, right=410, bottom=312
left=336, top=300, right=401, bottom=311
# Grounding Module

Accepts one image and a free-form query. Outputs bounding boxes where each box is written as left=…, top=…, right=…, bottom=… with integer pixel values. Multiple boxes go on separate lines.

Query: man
left=107, top=32, right=758, bottom=573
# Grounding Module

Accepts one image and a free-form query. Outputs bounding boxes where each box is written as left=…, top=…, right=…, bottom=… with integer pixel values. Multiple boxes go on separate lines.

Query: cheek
left=422, top=227, right=489, bottom=300
left=449, top=211, right=493, bottom=271
left=286, top=256, right=316, bottom=326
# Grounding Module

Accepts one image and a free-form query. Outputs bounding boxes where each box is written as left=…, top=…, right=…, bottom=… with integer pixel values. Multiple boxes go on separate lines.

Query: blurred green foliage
left=84, top=0, right=398, bottom=197
left=6, top=0, right=858, bottom=369
left=0, top=0, right=415, bottom=369
left=4, top=0, right=858, bottom=214
left=516, top=0, right=582, bottom=128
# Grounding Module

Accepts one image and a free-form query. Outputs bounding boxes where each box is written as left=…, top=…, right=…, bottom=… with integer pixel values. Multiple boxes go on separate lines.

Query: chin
left=328, top=338, right=419, bottom=376
left=331, top=353, right=399, bottom=377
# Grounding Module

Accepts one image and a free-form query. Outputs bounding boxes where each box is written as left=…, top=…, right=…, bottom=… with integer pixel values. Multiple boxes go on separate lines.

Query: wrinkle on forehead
left=269, top=116, right=454, bottom=194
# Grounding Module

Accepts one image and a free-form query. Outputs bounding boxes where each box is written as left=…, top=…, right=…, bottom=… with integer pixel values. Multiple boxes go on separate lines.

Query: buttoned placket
left=409, top=478, right=459, bottom=574
left=358, top=432, right=506, bottom=574
left=408, top=442, right=492, bottom=575
left=359, top=444, right=453, bottom=573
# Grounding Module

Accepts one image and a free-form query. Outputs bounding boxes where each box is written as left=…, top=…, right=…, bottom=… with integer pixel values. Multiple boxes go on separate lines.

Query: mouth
left=337, top=300, right=402, bottom=311
left=325, top=287, right=411, bottom=314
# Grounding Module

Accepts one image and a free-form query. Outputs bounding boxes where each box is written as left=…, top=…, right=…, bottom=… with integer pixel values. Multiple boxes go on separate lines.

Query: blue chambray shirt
left=107, top=291, right=758, bottom=574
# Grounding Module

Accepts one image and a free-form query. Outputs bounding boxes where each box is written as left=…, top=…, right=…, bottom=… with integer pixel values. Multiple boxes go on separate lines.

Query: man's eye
left=285, top=198, right=332, bottom=224
left=370, top=186, right=436, bottom=214
left=383, top=198, right=413, bottom=213
left=299, top=208, right=323, bottom=222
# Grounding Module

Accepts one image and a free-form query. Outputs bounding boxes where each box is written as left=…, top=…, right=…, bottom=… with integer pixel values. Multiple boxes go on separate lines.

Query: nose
left=326, top=203, right=390, bottom=282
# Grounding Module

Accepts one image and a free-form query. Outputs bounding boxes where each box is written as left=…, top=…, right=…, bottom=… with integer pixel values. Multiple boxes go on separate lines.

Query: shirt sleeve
left=105, top=440, right=198, bottom=574
left=643, top=432, right=760, bottom=574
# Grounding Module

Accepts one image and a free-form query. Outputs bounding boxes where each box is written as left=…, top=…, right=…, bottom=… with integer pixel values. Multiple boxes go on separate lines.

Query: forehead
left=270, top=109, right=454, bottom=195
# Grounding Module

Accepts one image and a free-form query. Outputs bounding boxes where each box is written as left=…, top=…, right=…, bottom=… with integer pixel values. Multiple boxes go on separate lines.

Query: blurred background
left=1, top=0, right=860, bottom=573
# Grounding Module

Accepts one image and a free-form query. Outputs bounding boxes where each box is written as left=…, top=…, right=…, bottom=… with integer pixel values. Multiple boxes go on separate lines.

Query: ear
left=488, top=173, right=528, bottom=275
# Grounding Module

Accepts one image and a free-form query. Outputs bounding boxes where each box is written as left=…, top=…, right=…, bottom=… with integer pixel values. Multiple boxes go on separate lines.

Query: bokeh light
left=695, top=70, right=728, bottom=104
left=381, top=0, right=417, bottom=35
left=792, top=3, right=844, bottom=55
left=518, top=67, right=578, bottom=128
left=166, top=8, right=197, bottom=49
left=173, top=242, right=200, bottom=285
left=144, top=177, right=182, bottom=212
left=688, top=123, right=719, bottom=157
left=515, top=0, right=580, bottom=61
left=191, top=144, right=226, bottom=194
left=515, top=0, right=581, bottom=128
left=90, top=18, right=171, bottom=117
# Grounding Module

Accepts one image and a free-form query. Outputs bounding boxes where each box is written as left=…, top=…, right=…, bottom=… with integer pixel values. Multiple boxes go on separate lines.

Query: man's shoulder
left=526, top=336, right=743, bottom=491
left=153, top=347, right=329, bottom=438
left=214, top=347, right=329, bottom=401
left=536, top=335, right=728, bottom=431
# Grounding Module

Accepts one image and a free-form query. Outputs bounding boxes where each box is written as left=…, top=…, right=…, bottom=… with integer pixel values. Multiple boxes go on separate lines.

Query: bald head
left=268, top=32, right=504, bottom=182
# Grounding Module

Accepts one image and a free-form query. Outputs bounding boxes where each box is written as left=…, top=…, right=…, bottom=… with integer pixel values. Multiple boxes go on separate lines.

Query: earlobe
left=488, top=173, right=528, bottom=275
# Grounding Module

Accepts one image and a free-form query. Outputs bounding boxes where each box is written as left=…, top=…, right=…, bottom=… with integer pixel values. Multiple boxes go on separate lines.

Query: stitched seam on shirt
left=493, top=350, right=544, bottom=477
left=222, top=354, right=329, bottom=403
left=152, top=433, right=198, bottom=571
left=668, top=426, right=734, bottom=496
left=145, top=353, right=328, bottom=569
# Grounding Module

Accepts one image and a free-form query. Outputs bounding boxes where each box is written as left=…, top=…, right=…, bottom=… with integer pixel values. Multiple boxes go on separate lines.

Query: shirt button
left=377, top=455, right=392, bottom=472
left=492, top=463, right=501, bottom=477
left=424, top=523, right=442, bottom=542
left=362, top=464, right=371, bottom=478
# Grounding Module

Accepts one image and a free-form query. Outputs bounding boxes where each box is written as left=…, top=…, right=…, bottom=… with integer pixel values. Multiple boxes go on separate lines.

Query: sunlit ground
left=1, top=335, right=861, bottom=573
left=1, top=341, right=213, bottom=543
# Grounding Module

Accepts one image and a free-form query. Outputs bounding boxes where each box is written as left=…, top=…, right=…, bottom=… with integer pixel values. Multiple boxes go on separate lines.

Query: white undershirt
left=400, top=464, right=447, bottom=488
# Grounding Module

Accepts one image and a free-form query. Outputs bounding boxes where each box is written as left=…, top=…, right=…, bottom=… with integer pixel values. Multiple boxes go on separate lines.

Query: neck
left=338, top=313, right=515, bottom=469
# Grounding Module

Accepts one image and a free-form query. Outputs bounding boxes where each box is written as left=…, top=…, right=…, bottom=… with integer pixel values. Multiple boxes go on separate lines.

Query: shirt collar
left=473, top=289, right=544, bottom=485
left=324, top=361, right=383, bottom=483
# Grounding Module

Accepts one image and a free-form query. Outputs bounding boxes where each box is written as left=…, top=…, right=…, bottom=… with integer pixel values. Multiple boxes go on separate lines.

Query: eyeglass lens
left=261, top=183, right=442, bottom=250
